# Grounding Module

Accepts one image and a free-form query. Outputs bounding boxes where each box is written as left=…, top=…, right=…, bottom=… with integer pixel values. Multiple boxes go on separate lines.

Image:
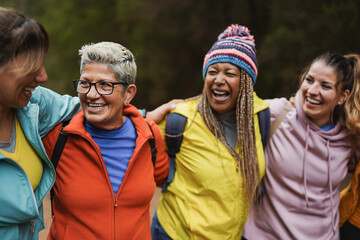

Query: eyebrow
left=81, top=77, right=114, bottom=82
left=306, top=74, right=336, bottom=86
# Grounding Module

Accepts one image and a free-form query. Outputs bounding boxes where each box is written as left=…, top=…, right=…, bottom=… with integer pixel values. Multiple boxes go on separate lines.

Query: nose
left=86, top=84, right=100, bottom=98
left=214, top=73, right=226, bottom=84
left=35, top=66, right=48, bottom=83
left=307, top=82, right=319, bottom=95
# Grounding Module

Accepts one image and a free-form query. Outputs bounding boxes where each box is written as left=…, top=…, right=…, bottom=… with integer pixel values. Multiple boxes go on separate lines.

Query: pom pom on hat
left=202, top=24, right=258, bottom=84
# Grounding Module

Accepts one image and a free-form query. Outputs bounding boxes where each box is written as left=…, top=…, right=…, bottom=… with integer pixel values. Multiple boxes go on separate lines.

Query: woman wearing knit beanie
left=150, top=24, right=269, bottom=239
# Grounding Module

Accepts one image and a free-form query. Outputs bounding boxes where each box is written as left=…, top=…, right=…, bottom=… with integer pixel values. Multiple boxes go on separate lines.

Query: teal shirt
left=0, top=87, right=80, bottom=240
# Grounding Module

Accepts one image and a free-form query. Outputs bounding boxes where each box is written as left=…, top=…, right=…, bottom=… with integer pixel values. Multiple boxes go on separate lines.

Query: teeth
left=88, top=103, right=104, bottom=108
left=24, top=87, right=35, bottom=92
left=213, top=90, right=228, bottom=95
left=307, top=97, right=321, bottom=104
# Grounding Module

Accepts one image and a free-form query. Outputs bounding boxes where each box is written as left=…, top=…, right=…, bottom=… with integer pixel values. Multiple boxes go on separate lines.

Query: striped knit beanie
left=202, top=24, right=258, bottom=84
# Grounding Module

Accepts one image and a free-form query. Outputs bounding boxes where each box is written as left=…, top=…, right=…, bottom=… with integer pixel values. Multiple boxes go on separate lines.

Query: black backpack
left=161, top=107, right=270, bottom=192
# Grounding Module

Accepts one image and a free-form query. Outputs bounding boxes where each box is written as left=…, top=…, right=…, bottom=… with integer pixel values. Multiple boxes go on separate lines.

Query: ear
left=339, top=89, right=350, bottom=104
left=124, top=84, right=137, bottom=105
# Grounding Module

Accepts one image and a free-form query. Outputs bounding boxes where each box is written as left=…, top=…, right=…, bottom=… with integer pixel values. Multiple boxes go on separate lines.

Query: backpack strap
left=50, top=119, right=70, bottom=216
left=255, top=107, right=270, bottom=198
left=267, top=101, right=293, bottom=143
left=162, top=112, right=187, bottom=192
left=50, top=120, right=70, bottom=169
left=145, top=121, right=157, bottom=167
left=257, top=107, right=270, bottom=148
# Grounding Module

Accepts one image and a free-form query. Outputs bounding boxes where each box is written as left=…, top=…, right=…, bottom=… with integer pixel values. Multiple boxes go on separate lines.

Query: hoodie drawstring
left=303, top=127, right=335, bottom=234
left=326, top=140, right=335, bottom=233
left=303, top=124, right=310, bottom=208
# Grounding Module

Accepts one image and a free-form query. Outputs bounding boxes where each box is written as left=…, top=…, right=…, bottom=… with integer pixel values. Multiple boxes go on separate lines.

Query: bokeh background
left=2, top=0, right=360, bottom=109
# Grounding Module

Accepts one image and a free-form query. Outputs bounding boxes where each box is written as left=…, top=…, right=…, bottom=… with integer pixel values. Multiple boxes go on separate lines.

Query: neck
left=218, top=110, right=236, bottom=122
left=0, top=108, right=15, bottom=142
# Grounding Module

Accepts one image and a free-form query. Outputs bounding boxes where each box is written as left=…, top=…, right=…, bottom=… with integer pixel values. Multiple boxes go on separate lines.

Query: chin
left=18, top=101, right=30, bottom=108
left=212, top=107, right=231, bottom=114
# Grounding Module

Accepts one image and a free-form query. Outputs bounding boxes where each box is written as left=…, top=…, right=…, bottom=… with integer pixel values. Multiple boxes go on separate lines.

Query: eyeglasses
left=73, top=80, right=128, bottom=95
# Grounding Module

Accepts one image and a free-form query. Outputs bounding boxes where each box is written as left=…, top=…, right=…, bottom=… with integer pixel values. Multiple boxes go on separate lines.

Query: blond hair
left=0, top=7, right=49, bottom=75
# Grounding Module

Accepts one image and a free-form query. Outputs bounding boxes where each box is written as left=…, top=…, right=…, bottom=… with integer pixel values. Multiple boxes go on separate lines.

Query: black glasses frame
left=73, top=80, right=128, bottom=95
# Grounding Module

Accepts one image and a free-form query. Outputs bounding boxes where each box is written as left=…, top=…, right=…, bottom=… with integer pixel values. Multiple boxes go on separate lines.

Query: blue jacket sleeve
left=31, top=86, right=81, bottom=138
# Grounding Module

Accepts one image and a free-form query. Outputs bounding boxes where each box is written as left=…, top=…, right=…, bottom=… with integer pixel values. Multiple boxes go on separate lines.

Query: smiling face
left=204, top=62, right=241, bottom=114
left=0, top=54, right=47, bottom=111
left=300, top=60, right=349, bottom=127
left=79, top=62, right=136, bottom=130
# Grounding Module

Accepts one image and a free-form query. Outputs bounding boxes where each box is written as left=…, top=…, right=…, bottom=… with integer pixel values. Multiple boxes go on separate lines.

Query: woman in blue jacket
left=0, top=7, right=80, bottom=239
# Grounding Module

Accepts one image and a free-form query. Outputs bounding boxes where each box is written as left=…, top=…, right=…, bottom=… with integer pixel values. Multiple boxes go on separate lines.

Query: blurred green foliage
left=1, top=0, right=360, bottom=108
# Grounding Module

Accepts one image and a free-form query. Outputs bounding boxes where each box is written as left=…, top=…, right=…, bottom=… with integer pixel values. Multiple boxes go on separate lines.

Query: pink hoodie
left=243, top=91, right=359, bottom=240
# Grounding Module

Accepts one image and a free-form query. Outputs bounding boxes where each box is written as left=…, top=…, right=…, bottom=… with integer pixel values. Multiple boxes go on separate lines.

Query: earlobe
left=124, top=84, right=137, bottom=105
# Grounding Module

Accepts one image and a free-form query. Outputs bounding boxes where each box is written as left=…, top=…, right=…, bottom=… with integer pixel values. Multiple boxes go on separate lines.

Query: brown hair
left=198, top=69, right=259, bottom=208
left=0, top=7, right=49, bottom=74
left=343, top=54, right=360, bottom=135
left=299, top=52, right=360, bottom=135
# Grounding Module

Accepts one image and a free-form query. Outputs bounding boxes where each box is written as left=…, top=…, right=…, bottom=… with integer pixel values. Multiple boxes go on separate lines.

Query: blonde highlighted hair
left=0, top=7, right=49, bottom=75
left=198, top=69, right=260, bottom=209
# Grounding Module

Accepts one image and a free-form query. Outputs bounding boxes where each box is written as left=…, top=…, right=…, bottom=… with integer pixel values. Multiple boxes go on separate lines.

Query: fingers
left=147, top=99, right=184, bottom=124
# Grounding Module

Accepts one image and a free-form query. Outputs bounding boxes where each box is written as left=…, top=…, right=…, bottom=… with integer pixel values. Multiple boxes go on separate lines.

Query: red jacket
left=42, top=104, right=169, bottom=240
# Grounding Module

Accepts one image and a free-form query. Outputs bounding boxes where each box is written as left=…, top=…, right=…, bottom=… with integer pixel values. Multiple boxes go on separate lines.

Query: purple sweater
left=244, top=91, right=359, bottom=240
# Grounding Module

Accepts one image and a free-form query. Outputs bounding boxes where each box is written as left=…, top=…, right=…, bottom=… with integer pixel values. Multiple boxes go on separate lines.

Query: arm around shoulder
left=33, top=86, right=81, bottom=137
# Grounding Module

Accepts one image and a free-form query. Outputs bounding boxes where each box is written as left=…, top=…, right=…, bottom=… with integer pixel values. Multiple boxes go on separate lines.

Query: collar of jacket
left=61, top=104, right=155, bottom=141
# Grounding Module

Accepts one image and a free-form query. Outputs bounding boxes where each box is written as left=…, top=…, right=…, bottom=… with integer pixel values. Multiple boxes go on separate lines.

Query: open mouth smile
left=212, top=89, right=230, bottom=101
left=306, top=96, right=321, bottom=105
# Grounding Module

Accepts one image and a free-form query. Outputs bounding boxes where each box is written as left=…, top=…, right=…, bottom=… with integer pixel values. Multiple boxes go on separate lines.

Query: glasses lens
left=76, top=80, right=90, bottom=94
left=96, top=81, right=113, bottom=95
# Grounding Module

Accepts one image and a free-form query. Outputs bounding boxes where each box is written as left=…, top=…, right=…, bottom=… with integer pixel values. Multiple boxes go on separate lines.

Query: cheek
left=326, top=98, right=338, bottom=110
left=300, top=82, right=308, bottom=92
left=204, top=79, right=211, bottom=89
left=324, top=91, right=338, bottom=104
left=204, top=81, right=212, bottom=95
left=230, top=82, right=240, bottom=100
left=229, top=78, right=240, bottom=93
left=79, top=95, right=88, bottom=106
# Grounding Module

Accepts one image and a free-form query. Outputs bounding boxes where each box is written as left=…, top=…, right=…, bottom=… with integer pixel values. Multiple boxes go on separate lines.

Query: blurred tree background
left=1, top=0, right=360, bottom=109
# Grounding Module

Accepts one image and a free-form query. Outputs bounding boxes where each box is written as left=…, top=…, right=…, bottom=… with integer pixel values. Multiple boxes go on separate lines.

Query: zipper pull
left=114, top=196, right=118, bottom=207
left=29, top=220, right=35, bottom=233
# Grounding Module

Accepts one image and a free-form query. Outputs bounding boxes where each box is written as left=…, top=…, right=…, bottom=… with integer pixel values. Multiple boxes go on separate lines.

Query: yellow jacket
left=339, top=160, right=360, bottom=227
left=157, top=93, right=268, bottom=240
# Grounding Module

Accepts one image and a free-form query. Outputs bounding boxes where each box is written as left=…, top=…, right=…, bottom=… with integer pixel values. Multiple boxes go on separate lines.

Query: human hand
left=147, top=99, right=184, bottom=124
left=289, top=96, right=295, bottom=107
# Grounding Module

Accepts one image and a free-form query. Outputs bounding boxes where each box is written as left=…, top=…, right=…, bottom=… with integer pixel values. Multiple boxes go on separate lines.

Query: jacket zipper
left=67, top=129, right=149, bottom=239
left=114, top=196, right=118, bottom=207
left=114, top=196, right=117, bottom=239
left=69, top=131, right=118, bottom=239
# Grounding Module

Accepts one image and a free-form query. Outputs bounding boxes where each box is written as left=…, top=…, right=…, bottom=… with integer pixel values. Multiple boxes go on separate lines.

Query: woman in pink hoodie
left=243, top=52, right=360, bottom=240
